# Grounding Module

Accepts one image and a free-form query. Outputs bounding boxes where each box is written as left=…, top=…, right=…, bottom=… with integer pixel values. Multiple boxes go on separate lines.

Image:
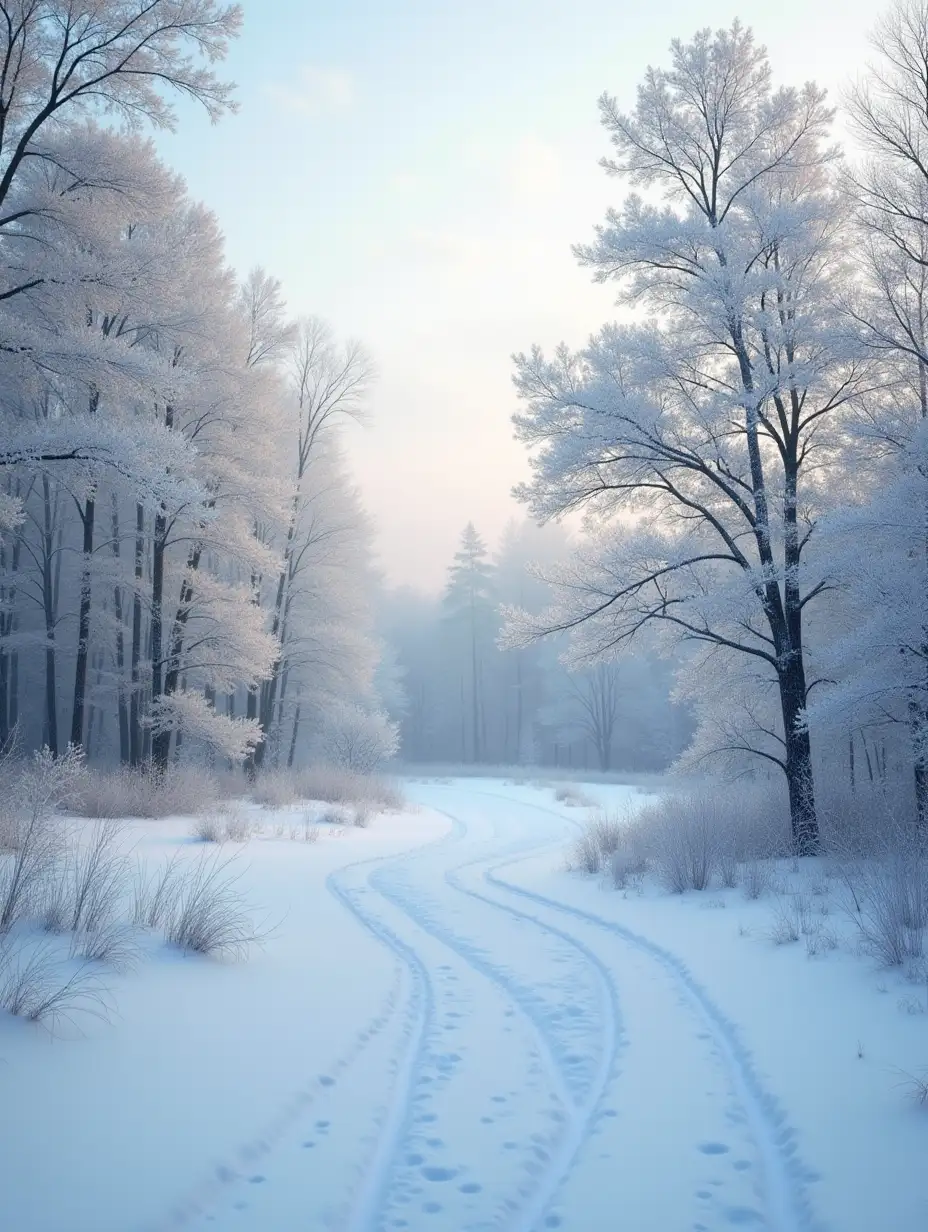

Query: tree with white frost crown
left=810, top=0, right=928, bottom=832
left=0, top=0, right=241, bottom=472
left=506, top=23, right=869, bottom=854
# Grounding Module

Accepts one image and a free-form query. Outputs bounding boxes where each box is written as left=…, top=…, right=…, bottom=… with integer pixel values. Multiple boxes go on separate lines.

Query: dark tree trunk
left=148, top=500, right=171, bottom=766
left=778, top=651, right=817, bottom=856
left=287, top=702, right=301, bottom=769
left=129, top=503, right=145, bottom=766
left=242, top=684, right=259, bottom=779
left=909, top=697, right=928, bottom=830
left=41, top=477, right=59, bottom=756
left=153, top=547, right=201, bottom=772
left=70, top=492, right=95, bottom=748
left=149, top=404, right=176, bottom=773
left=110, top=496, right=130, bottom=763
left=149, top=514, right=168, bottom=771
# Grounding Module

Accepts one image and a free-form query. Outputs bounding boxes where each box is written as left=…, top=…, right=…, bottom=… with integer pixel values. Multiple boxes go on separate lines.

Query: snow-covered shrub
left=166, top=854, right=259, bottom=959
left=818, top=774, right=914, bottom=858
left=253, top=765, right=405, bottom=813
left=194, top=814, right=225, bottom=842
left=0, top=936, right=108, bottom=1029
left=569, top=811, right=628, bottom=877
left=826, top=809, right=927, bottom=966
left=193, top=807, right=254, bottom=843
left=768, top=893, right=816, bottom=945
left=0, top=748, right=84, bottom=933
left=854, top=855, right=927, bottom=966
left=610, top=847, right=649, bottom=890
left=588, top=813, right=623, bottom=857
left=251, top=772, right=299, bottom=810
left=70, top=920, right=139, bottom=971
left=222, top=811, right=254, bottom=843
left=718, top=853, right=740, bottom=889
left=74, top=766, right=219, bottom=820
left=296, top=766, right=404, bottom=810
left=66, top=821, right=128, bottom=934
left=554, top=784, right=594, bottom=807
left=319, top=703, right=399, bottom=775
left=131, top=855, right=184, bottom=931
left=742, top=860, right=772, bottom=900
left=570, top=830, right=602, bottom=874
left=899, top=1071, right=928, bottom=1108
left=642, top=793, right=723, bottom=893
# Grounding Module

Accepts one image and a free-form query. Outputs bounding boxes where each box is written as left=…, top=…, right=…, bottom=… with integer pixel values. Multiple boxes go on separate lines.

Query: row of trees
left=506, top=5, right=928, bottom=852
left=0, top=2, right=395, bottom=773
left=380, top=519, right=691, bottom=772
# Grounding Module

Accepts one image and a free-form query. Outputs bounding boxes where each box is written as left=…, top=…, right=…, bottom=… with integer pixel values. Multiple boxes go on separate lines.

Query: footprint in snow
left=420, top=1166, right=457, bottom=1182
left=697, top=1142, right=730, bottom=1155
left=248, top=1175, right=266, bottom=1185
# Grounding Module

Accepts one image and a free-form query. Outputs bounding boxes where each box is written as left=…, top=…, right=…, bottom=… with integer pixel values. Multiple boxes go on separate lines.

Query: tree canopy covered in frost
left=505, top=7, right=928, bottom=849
left=0, top=2, right=396, bottom=775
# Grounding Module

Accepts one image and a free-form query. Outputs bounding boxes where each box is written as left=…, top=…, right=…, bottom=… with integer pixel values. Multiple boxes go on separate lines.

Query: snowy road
left=192, top=783, right=822, bottom=1232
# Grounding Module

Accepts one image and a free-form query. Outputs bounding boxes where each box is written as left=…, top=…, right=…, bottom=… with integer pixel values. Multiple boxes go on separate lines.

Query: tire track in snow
left=470, top=789, right=825, bottom=1232
left=354, top=813, right=596, bottom=1229
left=156, top=819, right=454, bottom=1232
left=419, top=804, right=624, bottom=1232
left=329, top=800, right=622, bottom=1231
left=318, top=812, right=473, bottom=1231
left=325, top=868, right=435, bottom=1232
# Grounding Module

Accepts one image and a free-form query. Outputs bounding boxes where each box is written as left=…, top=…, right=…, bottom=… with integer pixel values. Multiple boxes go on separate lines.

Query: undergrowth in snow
left=565, top=782, right=928, bottom=1131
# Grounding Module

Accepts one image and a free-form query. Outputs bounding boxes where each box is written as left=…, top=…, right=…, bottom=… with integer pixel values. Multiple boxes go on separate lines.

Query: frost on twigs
left=165, top=852, right=263, bottom=960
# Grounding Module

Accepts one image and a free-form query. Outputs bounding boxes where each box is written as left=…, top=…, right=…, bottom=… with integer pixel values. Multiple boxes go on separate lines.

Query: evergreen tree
left=442, top=524, right=495, bottom=763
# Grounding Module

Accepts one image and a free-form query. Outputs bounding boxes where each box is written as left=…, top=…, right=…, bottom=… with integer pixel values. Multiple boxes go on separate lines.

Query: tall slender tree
left=443, top=524, right=495, bottom=764
left=505, top=24, right=873, bottom=853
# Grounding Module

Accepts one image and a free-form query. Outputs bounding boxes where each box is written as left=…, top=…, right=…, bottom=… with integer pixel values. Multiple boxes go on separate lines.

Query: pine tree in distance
left=442, top=524, right=495, bottom=764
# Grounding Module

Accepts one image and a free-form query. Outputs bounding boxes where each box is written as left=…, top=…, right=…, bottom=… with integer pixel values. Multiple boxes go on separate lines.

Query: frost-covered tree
left=559, top=663, right=621, bottom=773
left=443, top=524, right=496, bottom=763
left=507, top=24, right=867, bottom=853
left=0, top=1, right=241, bottom=475
left=807, top=0, right=928, bottom=829
left=248, top=316, right=372, bottom=772
left=320, top=702, right=399, bottom=774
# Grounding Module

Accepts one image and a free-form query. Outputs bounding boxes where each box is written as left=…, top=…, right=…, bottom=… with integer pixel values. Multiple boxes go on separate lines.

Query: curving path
left=190, top=782, right=822, bottom=1232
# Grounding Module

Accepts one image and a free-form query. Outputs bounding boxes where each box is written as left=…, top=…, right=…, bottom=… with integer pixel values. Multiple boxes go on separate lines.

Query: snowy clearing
left=2, top=780, right=926, bottom=1232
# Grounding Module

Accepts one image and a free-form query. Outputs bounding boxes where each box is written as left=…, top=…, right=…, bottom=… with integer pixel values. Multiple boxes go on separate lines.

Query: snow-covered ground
left=2, top=779, right=926, bottom=1231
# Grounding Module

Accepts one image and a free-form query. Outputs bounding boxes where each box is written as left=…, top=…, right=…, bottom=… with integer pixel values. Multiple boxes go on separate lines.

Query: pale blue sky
left=156, top=0, right=879, bottom=593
